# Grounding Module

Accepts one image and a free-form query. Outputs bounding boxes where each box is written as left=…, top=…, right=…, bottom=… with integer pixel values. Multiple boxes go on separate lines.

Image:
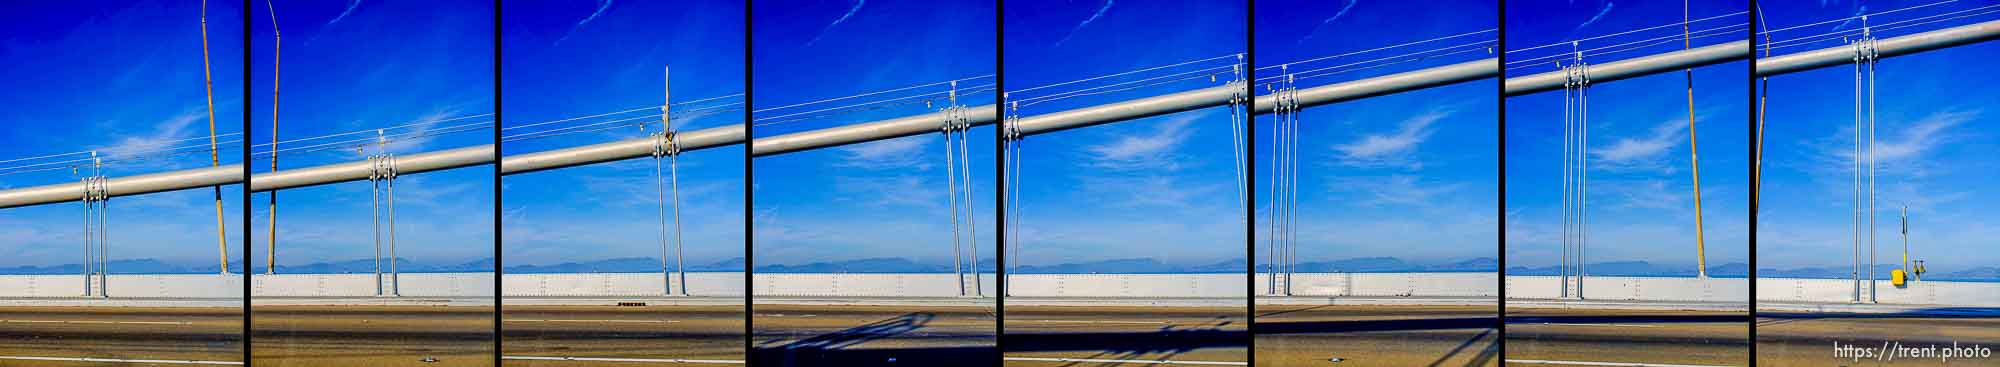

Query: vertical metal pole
left=1579, top=80, right=1589, bottom=298
left=99, top=198, right=108, bottom=297
left=200, top=0, right=229, bottom=276
left=84, top=193, right=94, bottom=297
left=1265, top=80, right=1280, bottom=295
left=962, top=123, right=981, bottom=297
left=388, top=173, right=399, bottom=296
left=1561, top=76, right=1572, bottom=298
left=674, top=154, right=685, bottom=296
left=372, top=175, right=382, bottom=296
left=947, top=127, right=964, bottom=296
left=1901, top=205, right=1909, bottom=275
left=266, top=0, right=281, bottom=275
left=1851, top=47, right=1862, bottom=303
left=664, top=150, right=680, bottom=297
left=1685, top=0, right=1708, bottom=279
left=1856, top=38, right=1872, bottom=303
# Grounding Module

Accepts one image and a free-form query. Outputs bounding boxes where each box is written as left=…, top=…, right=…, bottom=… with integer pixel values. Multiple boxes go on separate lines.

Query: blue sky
left=1254, top=0, right=1499, bottom=267
left=0, top=1, right=245, bottom=270
left=1756, top=0, right=2000, bottom=274
left=1504, top=0, right=1752, bottom=270
left=1003, top=0, right=1246, bottom=269
left=500, top=0, right=746, bottom=268
left=248, top=0, right=494, bottom=271
left=752, top=0, right=996, bottom=268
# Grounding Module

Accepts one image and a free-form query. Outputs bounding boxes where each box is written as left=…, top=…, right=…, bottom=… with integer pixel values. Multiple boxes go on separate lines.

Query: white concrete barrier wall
left=754, top=273, right=997, bottom=297
left=13, top=273, right=1987, bottom=306
left=504, top=272, right=745, bottom=297
left=252, top=273, right=493, bottom=297
left=1254, top=272, right=1496, bottom=297
left=1007, top=274, right=1243, bottom=298
left=0, top=274, right=241, bottom=298
left=1506, top=276, right=1748, bottom=303
left=1756, top=278, right=2000, bottom=307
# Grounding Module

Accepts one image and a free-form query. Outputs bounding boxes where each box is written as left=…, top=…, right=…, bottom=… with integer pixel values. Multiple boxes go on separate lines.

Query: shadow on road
left=752, top=312, right=999, bottom=366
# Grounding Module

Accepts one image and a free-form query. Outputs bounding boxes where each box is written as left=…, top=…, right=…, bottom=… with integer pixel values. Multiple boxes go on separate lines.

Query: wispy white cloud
left=1830, top=5, right=1868, bottom=32
left=806, top=0, right=866, bottom=47
left=1330, top=109, right=1447, bottom=170
left=555, top=0, right=615, bottom=46
left=1084, top=111, right=1201, bottom=171
left=1078, top=175, right=1221, bottom=209
left=326, top=0, right=362, bottom=27
left=1590, top=115, right=1704, bottom=174
left=1806, top=108, right=1976, bottom=179
left=1297, top=0, right=1359, bottom=44
left=834, top=135, right=932, bottom=170
left=1571, top=1, right=1615, bottom=36
left=1055, top=0, right=1114, bottom=46
left=1329, top=174, right=1464, bottom=207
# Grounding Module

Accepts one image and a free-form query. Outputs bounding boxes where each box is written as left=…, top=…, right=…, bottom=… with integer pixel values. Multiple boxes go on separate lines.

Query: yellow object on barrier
left=1892, top=269, right=1908, bottom=287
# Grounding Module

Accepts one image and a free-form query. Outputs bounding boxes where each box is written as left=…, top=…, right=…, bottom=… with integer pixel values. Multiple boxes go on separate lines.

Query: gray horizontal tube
left=250, top=145, right=493, bottom=192
left=1758, top=19, right=2000, bottom=77
left=1505, top=41, right=1749, bottom=96
left=1014, top=86, right=1238, bottom=137
left=1251, top=58, right=1498, bottom=114
left=501, top=124, right=745, bottom=175
left=752, top=105, right=998, bottom=157
left=0, top=165, right=242, bottom=209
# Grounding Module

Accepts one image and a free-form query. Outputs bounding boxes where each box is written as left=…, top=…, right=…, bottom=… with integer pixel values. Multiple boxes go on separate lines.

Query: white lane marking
left=1028, top=320, right=1170, bottom=325
left=0, top=319, right=192, bottom=325
left=0, top=355, right=242, bottom=365
left=1538, top=323, right=1660, bottom=328
left=503, top=355, right=744, bottom=364
left=1506, top=359, right=1736, bottom=367
left=503, top=319, right=680, bottom=324
left=1005, top=357, right=1247, bottom=365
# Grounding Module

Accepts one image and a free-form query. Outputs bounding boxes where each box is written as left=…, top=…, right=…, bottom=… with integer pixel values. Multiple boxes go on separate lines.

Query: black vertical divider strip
left=743, top=0, right=757, bottom=363
left=1746, top=2, right=1759, bottom=364
left=492, top=0, right=505, bottom=364
left=994, top=0, right=1007, bottom=365
left=1243, top=0, right=1256, bottom=365
left=241, top=0, right=253, bottom=364
left=1495, top=0, right=1509, bottom=362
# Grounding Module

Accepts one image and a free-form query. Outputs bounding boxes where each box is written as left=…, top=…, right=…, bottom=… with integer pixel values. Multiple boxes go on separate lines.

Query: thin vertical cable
left=674, top=153, right=684, bottom=296
left=1867, top=33, right=1878, bottom=303
left=1561, top=71, right=1572, bottom=297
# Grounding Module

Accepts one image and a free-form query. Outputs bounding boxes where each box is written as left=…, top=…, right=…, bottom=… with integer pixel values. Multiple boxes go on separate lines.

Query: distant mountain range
left=1509, top=261, right=1750, bottom=278
left=2, top=257, right=1991, bottom=280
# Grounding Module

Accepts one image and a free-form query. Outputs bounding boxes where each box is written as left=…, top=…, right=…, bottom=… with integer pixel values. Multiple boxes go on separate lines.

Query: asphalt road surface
left=1005, top=305, right=1247, bottom=366
left=1757, top=311, right=2000, bottom=366
left=1505, top=308, right=1749, bottom=367
left=501, top=304, right=744, bottom=366
left=753, top=303, right=996, bottom=366
left=1256, top=304, right=1497, bottom=367
left=252, top=305, right=493, bottom=367
left=0, top=306, right=242, bottom=366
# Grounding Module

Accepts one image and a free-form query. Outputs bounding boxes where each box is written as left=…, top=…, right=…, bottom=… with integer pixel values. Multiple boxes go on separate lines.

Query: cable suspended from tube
left=939, top=81, right=980, bottom=297
left=1003, top=100, right=1023, bottom=297
left=368, top=130, right=401, bottom=297
left=650, top=65, right=687, bottom=297
left=80, top=153, right=108, bottom=297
